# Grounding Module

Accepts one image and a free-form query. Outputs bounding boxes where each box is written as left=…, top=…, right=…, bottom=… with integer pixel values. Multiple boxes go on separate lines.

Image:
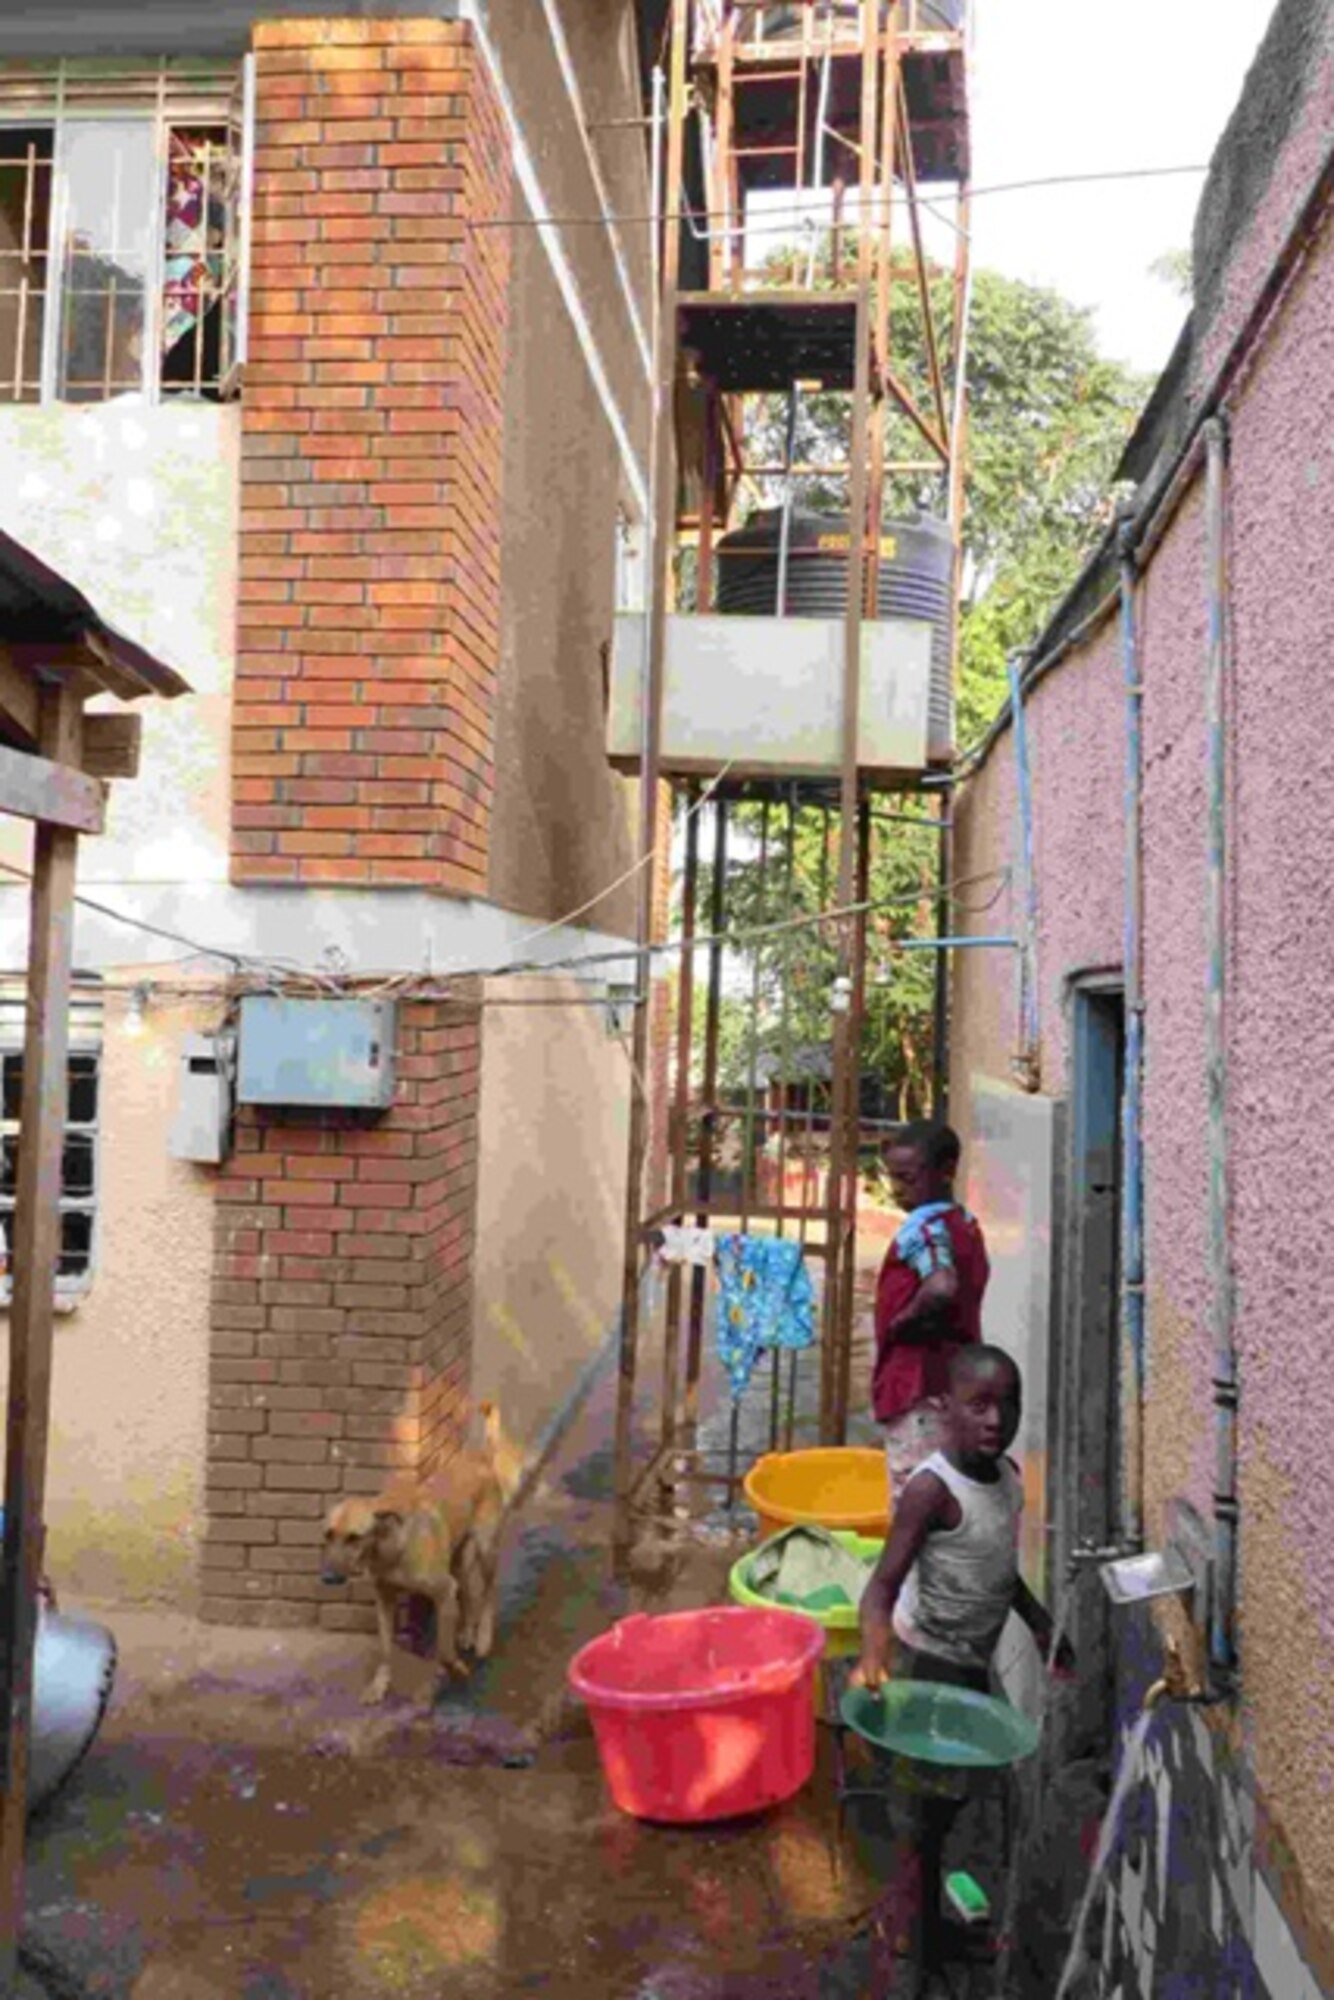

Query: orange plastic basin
left=743, top=1447, right=891, bottom=1543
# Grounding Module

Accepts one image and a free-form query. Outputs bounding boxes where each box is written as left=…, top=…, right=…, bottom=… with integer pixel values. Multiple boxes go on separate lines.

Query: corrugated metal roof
left=0, top=530, right=190, bottom=703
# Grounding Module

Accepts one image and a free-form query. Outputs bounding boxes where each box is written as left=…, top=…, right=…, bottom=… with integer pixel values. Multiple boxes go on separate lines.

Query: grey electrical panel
left=236, top=997, right=397, bottom=1110
left=169, top=1033, right=235, bottom=1164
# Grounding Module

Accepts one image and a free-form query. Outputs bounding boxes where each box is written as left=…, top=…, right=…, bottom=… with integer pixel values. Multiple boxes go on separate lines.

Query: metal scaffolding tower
left=612, top=0, right=972, bottom=1547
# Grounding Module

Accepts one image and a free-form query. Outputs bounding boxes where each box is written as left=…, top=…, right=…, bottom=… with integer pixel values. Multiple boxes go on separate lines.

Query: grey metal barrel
left=28, top=1609, right=117, bottom=1812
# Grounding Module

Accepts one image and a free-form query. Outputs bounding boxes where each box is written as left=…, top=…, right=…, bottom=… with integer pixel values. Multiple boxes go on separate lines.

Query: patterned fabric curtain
left=162, top=129, right=224, bottom=354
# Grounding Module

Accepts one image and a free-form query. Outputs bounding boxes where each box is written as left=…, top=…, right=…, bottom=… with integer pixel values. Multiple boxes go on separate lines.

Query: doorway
left=1056, top=980, right=1124, bottom=1754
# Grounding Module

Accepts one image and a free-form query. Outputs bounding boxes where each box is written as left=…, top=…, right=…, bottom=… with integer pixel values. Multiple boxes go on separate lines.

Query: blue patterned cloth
left=714, top=1233, right=816, bottom=1401
left=892, top=1199, right=962, bottom=1280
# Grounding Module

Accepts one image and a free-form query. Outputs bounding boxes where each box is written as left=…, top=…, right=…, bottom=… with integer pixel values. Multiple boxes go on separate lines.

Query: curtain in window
left=162, top=129, right=224, bottom=356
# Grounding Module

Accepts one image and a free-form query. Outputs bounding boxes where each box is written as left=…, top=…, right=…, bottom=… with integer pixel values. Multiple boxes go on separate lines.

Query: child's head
left=945, top=1344, right=1021, bottom=1464
left=885, top=1119, right=961, bottom=1212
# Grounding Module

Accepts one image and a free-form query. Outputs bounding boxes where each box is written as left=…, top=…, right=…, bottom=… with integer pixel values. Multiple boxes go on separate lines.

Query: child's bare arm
left=884, top=1265, right=959, bottom=1342
left=853, top=1472, right=951, bottom=1689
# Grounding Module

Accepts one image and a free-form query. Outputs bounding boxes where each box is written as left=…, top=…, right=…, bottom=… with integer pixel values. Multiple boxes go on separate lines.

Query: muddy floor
left=18, top=1320, right=1096, bottom=1999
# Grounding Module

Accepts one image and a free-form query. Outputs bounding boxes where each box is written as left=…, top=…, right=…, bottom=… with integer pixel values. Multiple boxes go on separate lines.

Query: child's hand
left=850, top=1624, right=893, bottom=1691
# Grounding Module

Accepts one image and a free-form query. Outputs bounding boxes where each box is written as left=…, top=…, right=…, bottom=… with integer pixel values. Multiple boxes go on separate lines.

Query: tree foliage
left=696, top=799, right=940, bottom=1122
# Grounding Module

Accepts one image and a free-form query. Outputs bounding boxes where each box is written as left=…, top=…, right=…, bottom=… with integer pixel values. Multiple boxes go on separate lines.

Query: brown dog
left=321, top=1401, right=522, bottom=1705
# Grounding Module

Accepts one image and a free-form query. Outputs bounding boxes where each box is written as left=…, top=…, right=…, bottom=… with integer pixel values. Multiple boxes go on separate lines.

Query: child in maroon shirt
left=872, top=1120, right=989, bottom=1498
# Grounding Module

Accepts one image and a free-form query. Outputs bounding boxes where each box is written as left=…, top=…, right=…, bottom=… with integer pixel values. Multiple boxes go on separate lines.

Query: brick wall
left=232, top=17, right=511, bottom=893
left=203, top=996, right=481, bottom=1627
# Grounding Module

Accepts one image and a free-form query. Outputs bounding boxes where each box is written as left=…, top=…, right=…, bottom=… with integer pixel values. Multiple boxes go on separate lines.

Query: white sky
left=969, top=0, right=1278, bottom=374
left=744, top=3, right=1277, bottom=377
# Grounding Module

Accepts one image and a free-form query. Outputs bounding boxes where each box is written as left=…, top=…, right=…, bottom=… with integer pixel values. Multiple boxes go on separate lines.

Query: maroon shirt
left=872, top=1201, right=989, bottom=1423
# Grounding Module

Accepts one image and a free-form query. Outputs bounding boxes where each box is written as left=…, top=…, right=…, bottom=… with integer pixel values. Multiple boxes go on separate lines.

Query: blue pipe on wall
left=1203, top=416, right=1238, bottom=1677
left=1118, top=518, right=1145, bottom=1552
left=1007, top=653, right=1041, bottom=1085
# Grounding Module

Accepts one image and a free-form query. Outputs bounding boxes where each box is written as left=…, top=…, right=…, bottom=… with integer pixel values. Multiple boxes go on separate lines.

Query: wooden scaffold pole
left=613, top=0, right=690, bottom=1554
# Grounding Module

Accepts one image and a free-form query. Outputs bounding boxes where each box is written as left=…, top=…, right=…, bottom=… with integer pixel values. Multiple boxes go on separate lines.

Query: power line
left=467, top=163, right=1209, bottom=233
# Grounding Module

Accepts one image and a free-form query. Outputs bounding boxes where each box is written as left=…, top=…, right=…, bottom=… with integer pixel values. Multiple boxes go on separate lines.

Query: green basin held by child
left=840, top=1679, right=1039, bottom=1769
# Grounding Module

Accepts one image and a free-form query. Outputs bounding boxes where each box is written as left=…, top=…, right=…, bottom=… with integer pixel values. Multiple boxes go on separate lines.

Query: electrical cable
left=0, top=834, right=1008, bottom=1002
left=468, top=163, right=1209, bottom=234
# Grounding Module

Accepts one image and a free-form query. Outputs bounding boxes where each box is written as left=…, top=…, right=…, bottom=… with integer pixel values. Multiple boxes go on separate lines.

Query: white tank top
left=893, top=1450, right=1023, bottom=1669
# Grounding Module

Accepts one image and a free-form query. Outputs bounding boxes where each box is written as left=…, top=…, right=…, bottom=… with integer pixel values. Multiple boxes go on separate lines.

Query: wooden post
left=0, top=680, right=81, bottom=1988
left=613, top=0, right=689, bottom=1557
left=821, top=0, right=878, bottom=1443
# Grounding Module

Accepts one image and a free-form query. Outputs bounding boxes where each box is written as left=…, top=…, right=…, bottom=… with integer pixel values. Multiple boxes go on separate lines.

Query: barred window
left=0, top=979, right=103, bottom=1304
left=0, top=57, right=252, bottom=405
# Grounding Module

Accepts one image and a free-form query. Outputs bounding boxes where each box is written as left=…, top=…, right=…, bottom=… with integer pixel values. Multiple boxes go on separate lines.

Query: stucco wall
left=949, top=609, right=1124, bottom=1134
left=0, top=404, right=238, bottom=886
left=0, top=987, right=216, bottom=1606
left=487, top=198, right=640, bottom=934
left=471, top=975, right=629, bottom=1455
left=1219, top=211, right=1334, bottom=1935
left=950, top=187, right=1334, bottom=1978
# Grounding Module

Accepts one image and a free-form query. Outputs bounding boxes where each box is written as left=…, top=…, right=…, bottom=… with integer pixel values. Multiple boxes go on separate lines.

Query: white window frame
left=0, top=55, right=253, bottom=407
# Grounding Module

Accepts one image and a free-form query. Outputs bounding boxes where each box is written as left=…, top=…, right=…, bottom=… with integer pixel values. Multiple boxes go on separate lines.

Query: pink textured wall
left=1221, top=212, right=1334, bottom=1905
left=951, top=148, right=1334, bottom=1950
left=950, top=612, right=1124, bottom=1124
left=1192, top=29, right=1334, bottom=394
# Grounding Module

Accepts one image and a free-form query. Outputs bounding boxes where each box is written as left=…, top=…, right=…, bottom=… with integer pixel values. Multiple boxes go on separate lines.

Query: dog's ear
left=371, top=1509, right=404, bottom=1536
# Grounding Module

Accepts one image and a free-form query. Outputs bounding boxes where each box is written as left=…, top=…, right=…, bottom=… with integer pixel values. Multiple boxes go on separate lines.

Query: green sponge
left=944, top=1870, right=990, bottom=1926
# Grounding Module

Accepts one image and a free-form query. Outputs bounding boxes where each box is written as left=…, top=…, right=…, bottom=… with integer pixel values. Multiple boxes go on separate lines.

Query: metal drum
left=28, top=1608, right=117, bottom=1812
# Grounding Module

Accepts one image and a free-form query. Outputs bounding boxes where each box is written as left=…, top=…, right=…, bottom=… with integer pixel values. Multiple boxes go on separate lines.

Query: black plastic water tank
left=714, top=508, right=955, bottom=761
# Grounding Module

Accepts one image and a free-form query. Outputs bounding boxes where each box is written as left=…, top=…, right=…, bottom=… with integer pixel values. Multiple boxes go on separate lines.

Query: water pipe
left=1006, top=653, right=1040, bottom=1088
left=1118, top=517, right=1145, bottom=1553
left=1203, top=415, right=1238, bottom=1677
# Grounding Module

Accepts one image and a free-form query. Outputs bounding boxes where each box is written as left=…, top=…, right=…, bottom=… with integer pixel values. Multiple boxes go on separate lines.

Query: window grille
left=0, top=57, right=252, bottom=406
left=0, top=978, right=103, bottom=1302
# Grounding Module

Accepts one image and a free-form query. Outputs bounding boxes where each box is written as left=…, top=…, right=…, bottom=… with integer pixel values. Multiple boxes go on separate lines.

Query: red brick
left=216, top=21, right=498, bottom=1629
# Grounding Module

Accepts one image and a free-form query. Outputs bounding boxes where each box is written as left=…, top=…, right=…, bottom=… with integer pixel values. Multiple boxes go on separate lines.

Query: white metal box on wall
left=236, top=998, right=397, bottom=1110
left=606, top=611, right=933, bottom=780
left=168, top=1033, right=235, bottom=1165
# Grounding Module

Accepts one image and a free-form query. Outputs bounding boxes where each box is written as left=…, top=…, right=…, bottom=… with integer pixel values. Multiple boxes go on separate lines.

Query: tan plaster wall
left=487, top=203, right=640, bottom=935
left=0, top=987, right=216, bottom=1606
left=471, top=976, right=630, bottom=1454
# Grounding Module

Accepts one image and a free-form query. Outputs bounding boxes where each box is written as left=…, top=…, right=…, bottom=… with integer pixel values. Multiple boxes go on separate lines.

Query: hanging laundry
left=714, top=1232, right=815, bottom=1400
left=655, top=1224, right=715, bottom=1268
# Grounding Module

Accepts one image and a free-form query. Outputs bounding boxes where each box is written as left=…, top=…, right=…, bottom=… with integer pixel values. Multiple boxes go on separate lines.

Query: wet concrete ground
left=16, top=1346, right=895, bottom=1999
left=18, top=1256, right=1094, bottom=1998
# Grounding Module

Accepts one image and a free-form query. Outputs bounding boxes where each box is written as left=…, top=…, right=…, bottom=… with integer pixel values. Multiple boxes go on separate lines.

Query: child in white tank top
left=854, top=1344, right=1073, bottom=1694
left=850, top=1347, right=1073, bottom=1986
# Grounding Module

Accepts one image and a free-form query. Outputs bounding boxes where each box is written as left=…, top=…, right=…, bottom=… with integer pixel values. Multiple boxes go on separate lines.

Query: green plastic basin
left=728, top=1530, right=883, bottom=1653
left=840, top=1679, right=1039, bottom=1769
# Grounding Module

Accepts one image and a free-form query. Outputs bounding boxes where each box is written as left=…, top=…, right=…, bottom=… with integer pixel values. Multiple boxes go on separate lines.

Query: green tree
left=688, top=798, right=941, bottom=1126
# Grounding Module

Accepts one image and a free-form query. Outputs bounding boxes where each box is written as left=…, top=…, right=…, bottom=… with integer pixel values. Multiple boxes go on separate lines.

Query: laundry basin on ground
left=568, top=1605, right=825, bottom=1822
left=743, top=1447, right=891, bottom=1542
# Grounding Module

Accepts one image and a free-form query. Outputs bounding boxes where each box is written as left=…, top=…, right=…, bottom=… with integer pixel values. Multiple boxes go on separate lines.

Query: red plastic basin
left=567, top=1605, right=825, bottom=1822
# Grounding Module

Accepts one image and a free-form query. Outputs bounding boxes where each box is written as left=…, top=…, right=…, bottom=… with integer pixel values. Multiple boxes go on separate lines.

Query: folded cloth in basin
left=747, top=1524, right=874, bottom=1610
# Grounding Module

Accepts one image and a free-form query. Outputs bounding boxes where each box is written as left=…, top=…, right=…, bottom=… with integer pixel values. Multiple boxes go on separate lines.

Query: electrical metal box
left=236, top=997, right=397, bottom=1110
left=169, top=1033, right=235, bottom=1165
